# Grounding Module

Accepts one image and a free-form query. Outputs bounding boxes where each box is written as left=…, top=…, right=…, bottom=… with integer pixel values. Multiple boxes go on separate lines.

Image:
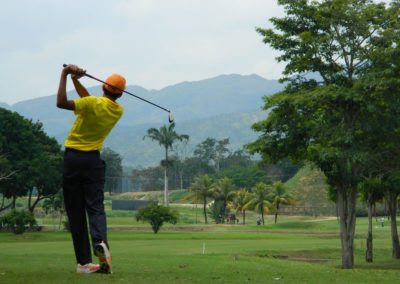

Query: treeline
left=186, top=175, right=294, bottom=225
left=110, top=138, right=299, bottom=192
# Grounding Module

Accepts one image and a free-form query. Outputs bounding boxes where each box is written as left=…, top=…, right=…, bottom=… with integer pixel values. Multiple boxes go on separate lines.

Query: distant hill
left=2, top=74, right=282, bottom=166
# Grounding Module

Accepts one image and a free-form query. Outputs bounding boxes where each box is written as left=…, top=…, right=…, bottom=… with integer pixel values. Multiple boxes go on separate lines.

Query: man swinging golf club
left=57, top=64, right=126, bottom=274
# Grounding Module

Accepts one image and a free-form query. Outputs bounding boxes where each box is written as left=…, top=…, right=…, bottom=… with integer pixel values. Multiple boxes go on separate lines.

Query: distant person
left=57, top=64, right=126, bottom=274
left=380, top=217, right=384, bottom=227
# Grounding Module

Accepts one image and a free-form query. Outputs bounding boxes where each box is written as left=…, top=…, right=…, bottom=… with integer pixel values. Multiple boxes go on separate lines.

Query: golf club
left=63, top=64, right=174, bottom=123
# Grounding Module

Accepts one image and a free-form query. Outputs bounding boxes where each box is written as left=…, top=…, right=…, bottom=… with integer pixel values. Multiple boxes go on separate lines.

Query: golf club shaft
left=62, top=64, right=171, bottom=113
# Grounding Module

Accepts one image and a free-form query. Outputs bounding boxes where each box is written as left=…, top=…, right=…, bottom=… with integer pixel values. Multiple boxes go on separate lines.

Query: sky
left=0, top=0, right=285, bottom=105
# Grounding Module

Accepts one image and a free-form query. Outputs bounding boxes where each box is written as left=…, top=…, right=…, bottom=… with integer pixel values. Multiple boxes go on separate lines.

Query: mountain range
left=1, top=74, right=283, bottom=167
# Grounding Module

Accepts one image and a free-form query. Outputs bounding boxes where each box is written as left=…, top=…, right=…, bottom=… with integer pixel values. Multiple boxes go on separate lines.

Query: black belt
left=65, top=148, right=99, bottom=154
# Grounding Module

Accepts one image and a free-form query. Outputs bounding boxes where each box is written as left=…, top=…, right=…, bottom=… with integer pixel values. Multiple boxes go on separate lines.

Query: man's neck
left=102, top=94, right=118, bottom=102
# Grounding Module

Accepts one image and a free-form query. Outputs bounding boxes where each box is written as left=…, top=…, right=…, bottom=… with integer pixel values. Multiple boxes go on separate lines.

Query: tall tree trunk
left=11, top=195, right=17, bottom=209
left=388, top=191, right=400, bottom=258
left=222, top=200, right=227, bottom=224
left=164, top=166, right=168, bottom=206
left=164, top=147, right=169, bottom=207
left=203, top=198, right=208, bottom=224
left=366, top=191, right=373, bottom=262
left=243, top=210, right=246, bottom=225
left=261, top=206, right=265, bottom=225
left=337, top=187, right=357, bottom=269
left=275, top=203, right=280, bottom=224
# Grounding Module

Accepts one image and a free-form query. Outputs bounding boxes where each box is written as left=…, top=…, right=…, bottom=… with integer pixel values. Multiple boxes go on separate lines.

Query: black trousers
left=63, top=148, right=108, bottom=265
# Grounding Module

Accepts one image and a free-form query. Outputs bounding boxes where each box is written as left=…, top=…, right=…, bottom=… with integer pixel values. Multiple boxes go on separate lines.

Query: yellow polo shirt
left=64, top=96, right=123, bottom=151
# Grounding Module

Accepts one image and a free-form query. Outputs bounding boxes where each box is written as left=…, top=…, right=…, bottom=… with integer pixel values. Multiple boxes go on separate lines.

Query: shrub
left=135, top=203, right=178, bottom=233
left=0, top=210, right=38, bottom=234
left=208, top=200, right=227, bottom=224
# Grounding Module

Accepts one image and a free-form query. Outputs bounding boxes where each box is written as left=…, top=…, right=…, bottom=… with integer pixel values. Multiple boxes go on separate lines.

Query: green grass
left=0, top=216, right=399, bottom=283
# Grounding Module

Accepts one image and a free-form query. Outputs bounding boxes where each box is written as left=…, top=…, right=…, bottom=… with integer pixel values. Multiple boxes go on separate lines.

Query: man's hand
left=63, top=64, right=86, bottom=78
left=58, top=64, right=84, bottom=110
left=71, top=73, right=85, bottom=80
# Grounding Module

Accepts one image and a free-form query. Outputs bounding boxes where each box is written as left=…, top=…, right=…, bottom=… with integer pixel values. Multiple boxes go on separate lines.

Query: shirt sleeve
left=73, top=96, right=96, bottom=115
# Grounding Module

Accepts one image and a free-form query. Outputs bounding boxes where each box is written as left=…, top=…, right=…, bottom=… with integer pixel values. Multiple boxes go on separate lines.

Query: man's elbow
left=57, top=101, right=73, bottom=110
left=57, top=101, right=66, bottom=109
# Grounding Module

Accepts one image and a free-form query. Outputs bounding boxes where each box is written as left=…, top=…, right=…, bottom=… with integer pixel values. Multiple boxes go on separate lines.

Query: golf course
left=0, top=204, right=399, bottom=284
left=3, top=0, right=400, bottom=283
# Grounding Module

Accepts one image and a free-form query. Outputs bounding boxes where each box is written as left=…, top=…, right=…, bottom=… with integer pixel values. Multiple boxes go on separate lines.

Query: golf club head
left=168, top=112, right=174, bottom=123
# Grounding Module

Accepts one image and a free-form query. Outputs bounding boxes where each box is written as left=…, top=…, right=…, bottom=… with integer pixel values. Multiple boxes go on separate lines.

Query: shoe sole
left=76, top=264, right=100, bottom=274
left=95, top=243, right=112, bottom=274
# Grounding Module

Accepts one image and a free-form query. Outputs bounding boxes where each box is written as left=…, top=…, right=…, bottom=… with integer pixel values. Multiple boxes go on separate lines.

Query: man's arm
left=56, top=65, right=86, bottom=110
left=72, top=76, right=90, bottom=98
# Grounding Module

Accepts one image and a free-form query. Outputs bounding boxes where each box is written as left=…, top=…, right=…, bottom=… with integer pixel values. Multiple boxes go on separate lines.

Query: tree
left=249, top=0, right=392, bottom=269
left=231, top=188, right=250, bottom=224
left=0, top=155, right=13, bottom=182
left=208, top=200, right=225, bottom=224
left=270, top=181, right=294, bottom=224
left=144, top=123, right=189, bottom=206
left=179, top=156, right=209, bottom=188
left=211, top=177, right=236, bottom=222
left=131, top=166, right=164, bottom=192
left=101, top=148, right=123, bottom=195
left=173, top=139, right=189, bottom=189
left=0, top=108, right=62, bottom=211
left=27, top=150, right=62, bottom=213
left=213, top=165, right=270, bottom=189
left=245, top=182, right=271, bottom=225
left=187, top=174, right=213, bottom=224
left=194, top=138, right=218, bottom=173
left=223, top=149, right=253, bottom=168
left=358, top=177, right=384, bottom=262
left=135, top=203, right=178, bottom=233
left=356, top=1, right=400, bottom=259
left=384, top=177, right=400, bottom=259
left=215, top=138, right=230, bottom=171
left=27, top=122, right=63, bottom=213
left=194, top=138, right=231, bottom=173
left=0, top=154, right=14, bottom=211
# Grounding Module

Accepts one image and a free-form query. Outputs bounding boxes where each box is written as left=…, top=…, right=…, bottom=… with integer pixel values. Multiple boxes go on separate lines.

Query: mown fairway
left=0, top=213, right=399, bottom=284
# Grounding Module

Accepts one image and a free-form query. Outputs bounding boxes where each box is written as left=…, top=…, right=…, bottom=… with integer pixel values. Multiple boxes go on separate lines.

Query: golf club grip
left=62, top=64, right=106, bottom=84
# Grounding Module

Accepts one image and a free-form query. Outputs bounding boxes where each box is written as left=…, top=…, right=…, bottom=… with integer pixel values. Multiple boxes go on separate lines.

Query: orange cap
left=104, top=73, right=126, bottom=94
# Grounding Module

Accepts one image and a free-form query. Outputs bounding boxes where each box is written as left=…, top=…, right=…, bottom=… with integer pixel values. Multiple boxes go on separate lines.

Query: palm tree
left=144, top=123, right=189, bottom=206
left=211, top=177, right=236, bottom=223
left=270, top=181, right=294, bottom=224
left=186, top=174, right=213, bottom=224
left=231, top=188, right=250, bottom=224
left=245, top=182, right=271, bottom=225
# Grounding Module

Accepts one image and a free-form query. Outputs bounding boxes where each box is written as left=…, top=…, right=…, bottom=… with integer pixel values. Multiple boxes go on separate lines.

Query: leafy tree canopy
left=0, top=108, right=62, bottom=209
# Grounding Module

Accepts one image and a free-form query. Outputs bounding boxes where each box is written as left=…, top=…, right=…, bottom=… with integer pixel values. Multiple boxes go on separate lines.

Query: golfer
left=57, top=64, right=125, bottom=274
